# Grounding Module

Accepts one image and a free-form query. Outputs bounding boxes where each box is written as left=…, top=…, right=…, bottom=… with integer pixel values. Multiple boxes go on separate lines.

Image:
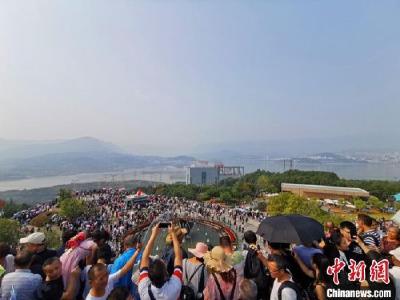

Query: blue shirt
left=293, top=245, right=323, bottom=269
left=111, top=248, right=142, bottom=294
left=0, top=269, right=42, bottom=300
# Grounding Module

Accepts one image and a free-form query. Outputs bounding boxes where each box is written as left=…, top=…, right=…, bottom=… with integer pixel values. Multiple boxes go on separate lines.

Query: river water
left=0, top=162, right=399, bottom=192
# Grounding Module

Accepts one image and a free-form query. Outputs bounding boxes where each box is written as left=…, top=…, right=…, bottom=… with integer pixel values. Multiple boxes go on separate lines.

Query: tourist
left=0, top=242, right=15, bottom=278
left=86, top=246, right=140, bottom=300
left=182, top=242, right=208, bottom=299
left=219, top=236, right=244, bottom=273
left=381, top=226, right=400, bottom=256
left=389, top=247, right=400, bottom=300
left=57, top=229, right=77, bottom=257
left=82, top=244, right=119, bottom=299
left=324, top=222, right=335, bottom=239
left=266, top=254, right=300, bottom=300
left=338, top=221, right=363, bottom=261
left=35, top=257, right=81, bottom=300
left=242, top=230, right=269, bottom=300
left=107, top=287, right=133, bottom=300
left=60, top=231, right=97, bottom=287
left=294, top=252, right=332, bottom=300
left=111, top=234, right=142, bottom=297
left=138, top=223, right=183, bottom=300
left=203, top=246, right=241, bottom=300
left=0, top=250, right=42, bottom=300
left=357, top=214, right=381, bottom=248
left=325, top=231, right=361, bottom=292
left=264, top=242, right=305, bottom=288
left=161, top=226, right=188, bottom=276
left=20, top=231, right=57, bottom=278
left=238, top=278, right=258, bottom=300
left=90, top=229, right=114, bottom=263
left=365, top=250, right=396, bottom=300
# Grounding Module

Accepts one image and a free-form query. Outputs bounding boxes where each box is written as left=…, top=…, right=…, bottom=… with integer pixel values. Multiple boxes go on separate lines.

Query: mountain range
left=0, top=135, right=398, bottom=183
left=0, top=137, right=194, bottom=181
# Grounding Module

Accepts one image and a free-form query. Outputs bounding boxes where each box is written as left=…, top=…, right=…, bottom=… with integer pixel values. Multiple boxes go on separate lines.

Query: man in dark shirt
left=20, top=232, right=58, bottom=278
left=35, top=257, right=64, bottom=300
left=339, top=221, right=364, bottom=261
left=35, top=257, right=80, bottom=300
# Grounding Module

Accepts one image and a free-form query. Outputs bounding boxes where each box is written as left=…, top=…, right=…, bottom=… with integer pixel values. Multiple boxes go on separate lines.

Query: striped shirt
left=0, top=269, right=42, bottom=300
left=138, top=266, right=182, bottom=300
left=361, top=230, right=381, bottom=247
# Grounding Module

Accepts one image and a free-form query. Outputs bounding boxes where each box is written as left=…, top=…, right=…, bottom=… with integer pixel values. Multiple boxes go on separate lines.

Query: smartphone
left=159, top=222, right=171, bottom=228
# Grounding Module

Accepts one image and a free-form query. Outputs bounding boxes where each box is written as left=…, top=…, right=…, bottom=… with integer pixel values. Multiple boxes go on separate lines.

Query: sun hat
left=204, top=246, right=233, bottom=273
left=20, top=232, right=46, bottom=245
left=390, top=247, right=400, bottom=260
left=188, top=242, right=208, bottom=258
left=165, top=227, right=188, bottom=244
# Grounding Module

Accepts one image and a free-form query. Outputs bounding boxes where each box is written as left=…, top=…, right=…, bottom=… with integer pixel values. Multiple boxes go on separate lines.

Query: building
left=281, top=183, right=370, bottom=200
left=186, top=163, right=244, bottom=185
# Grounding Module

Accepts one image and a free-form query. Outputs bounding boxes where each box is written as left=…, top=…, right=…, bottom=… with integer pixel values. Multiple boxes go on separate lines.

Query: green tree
left=58, top=188, right=73, bottom=201
left=267, top=193, right=344, bottom=225
left=197, top=192, right=209, bottom=201
left=257, top=201, right=267, bottom=212
left=354, top=198, right=367, bottom=211
left=59, top=198, right=87, bottom=221
left=242, top=195, right=252, bottom=204
left=368, top=196, right=384, bottom=210
left=0, top=219, right=20, bottom=245
left=256, top=175, right=276, bottom=194
left=232, top=181, right=254, bottom=198
left=45, top=230, right=62, bottom=249
left=267, top=193, right=291, bottom=216
left=338, top=198, right=346, bottom=209
left=2, top=200, right=30, bottom=218
left=220, top=191, right=233, bottom=203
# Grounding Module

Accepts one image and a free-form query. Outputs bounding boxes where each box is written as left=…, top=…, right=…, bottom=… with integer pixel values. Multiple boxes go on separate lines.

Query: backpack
left=212, top=269, right=237, bottom=300
left=244, top=248, right=269, bottom=299
left=181, top=261, right=205, bottom=300
left=278, top=281, right=310, bottom=300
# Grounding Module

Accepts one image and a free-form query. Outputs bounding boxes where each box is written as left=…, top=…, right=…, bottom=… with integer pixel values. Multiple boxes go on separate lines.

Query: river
left=0, top=162, right=399, bottom=192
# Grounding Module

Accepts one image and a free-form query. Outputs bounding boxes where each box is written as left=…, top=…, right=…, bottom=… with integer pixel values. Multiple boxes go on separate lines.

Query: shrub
left=0, top=219, right=21, bottom=245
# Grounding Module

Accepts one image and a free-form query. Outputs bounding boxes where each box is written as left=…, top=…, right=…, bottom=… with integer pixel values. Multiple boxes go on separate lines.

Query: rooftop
left=281, top=183, right=369, bottom=196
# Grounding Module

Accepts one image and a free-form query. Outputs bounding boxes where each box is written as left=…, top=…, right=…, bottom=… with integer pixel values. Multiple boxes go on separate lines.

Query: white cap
left=389, top=247, right=400, bottom=260
left=19, top=232, right=46, bottom=245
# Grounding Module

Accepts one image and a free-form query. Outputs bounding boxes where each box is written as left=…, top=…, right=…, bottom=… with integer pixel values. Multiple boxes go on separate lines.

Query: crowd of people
left=1, top=188, right=400, bottom=300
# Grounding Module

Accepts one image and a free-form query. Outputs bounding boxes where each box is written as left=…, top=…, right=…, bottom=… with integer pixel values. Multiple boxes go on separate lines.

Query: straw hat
left=204, top=246, right=233, bottom=273
left=188, top=242, right=208, bottom=258
left=165, top=227, right=188, bottom=244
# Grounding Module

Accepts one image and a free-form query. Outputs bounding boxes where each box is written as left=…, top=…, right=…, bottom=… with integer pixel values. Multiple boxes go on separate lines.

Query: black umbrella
left=256, top=214, right=324, bottom=245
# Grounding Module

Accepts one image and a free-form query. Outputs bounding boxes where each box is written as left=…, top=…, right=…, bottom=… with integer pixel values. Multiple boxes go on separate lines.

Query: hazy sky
left=1, top=1, right=399, bottom=155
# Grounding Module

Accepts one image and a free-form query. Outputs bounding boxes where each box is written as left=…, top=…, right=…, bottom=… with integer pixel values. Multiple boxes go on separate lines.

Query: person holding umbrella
left=256, top=214, right=325, bottom=290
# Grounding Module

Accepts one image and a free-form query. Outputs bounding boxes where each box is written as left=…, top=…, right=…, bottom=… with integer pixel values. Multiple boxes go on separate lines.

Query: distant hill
left=0, top=137, right=120, bottom=160
left=0, top=137, right=195, bottom=181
